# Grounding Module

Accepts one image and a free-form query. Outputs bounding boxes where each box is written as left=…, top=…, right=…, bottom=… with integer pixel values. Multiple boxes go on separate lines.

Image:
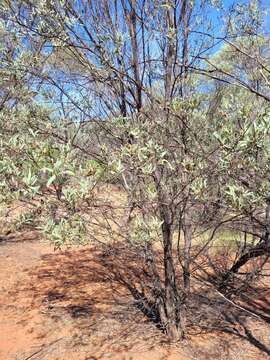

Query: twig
left=192, top=277, right=265, bottom=322
left=22, top=338, right=63, bottom=360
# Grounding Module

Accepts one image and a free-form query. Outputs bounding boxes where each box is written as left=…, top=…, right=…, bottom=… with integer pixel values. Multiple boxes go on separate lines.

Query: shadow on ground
left=9, top=243, right=270, bottom=360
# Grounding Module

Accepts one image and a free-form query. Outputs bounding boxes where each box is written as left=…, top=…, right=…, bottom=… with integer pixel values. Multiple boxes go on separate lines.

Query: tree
left=1, top=0, right=270, bottom=342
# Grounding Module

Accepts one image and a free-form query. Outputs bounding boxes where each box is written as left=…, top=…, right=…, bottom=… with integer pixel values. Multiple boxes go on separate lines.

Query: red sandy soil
left=0, top=231, right=270, bottom=360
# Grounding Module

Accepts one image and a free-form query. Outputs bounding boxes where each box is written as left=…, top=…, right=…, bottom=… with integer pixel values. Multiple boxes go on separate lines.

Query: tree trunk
left=219, top=241, right=270, bottom=290
left=220, top=204, right=270, bottom=290
left=144, top=243, right=167, bottom=327
left=123, top=0, right=142, bottom=112
left=163, top=225, right=177, bottom=339
left=263, top=202, right=270, bottom=243
left=182, top=212, right=192, bottom=292
left=230, top=243, right=269, bottom=274
left=162, top=219, right=184, bottom=340
left=164, top=1, right=175, bottom=105
left=252, top=222, right=257, bottom=246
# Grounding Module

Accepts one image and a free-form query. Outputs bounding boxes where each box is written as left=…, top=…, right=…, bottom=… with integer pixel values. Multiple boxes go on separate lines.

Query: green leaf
left=47, top=174, right=56, bottom=187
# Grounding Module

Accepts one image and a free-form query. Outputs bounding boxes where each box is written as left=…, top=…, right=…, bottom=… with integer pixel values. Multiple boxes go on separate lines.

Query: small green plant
left=13, top=210, right=40, bottom=231
left=42, top=214, right=87, bottom=249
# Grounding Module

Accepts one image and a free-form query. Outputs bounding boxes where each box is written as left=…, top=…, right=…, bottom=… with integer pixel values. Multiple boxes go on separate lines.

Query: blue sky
left=26, top=0, right=270, bottom=119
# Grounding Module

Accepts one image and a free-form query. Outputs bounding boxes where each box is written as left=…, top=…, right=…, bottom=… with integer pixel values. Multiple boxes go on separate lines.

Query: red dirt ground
left=0, top=231, right=270, bottom=360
